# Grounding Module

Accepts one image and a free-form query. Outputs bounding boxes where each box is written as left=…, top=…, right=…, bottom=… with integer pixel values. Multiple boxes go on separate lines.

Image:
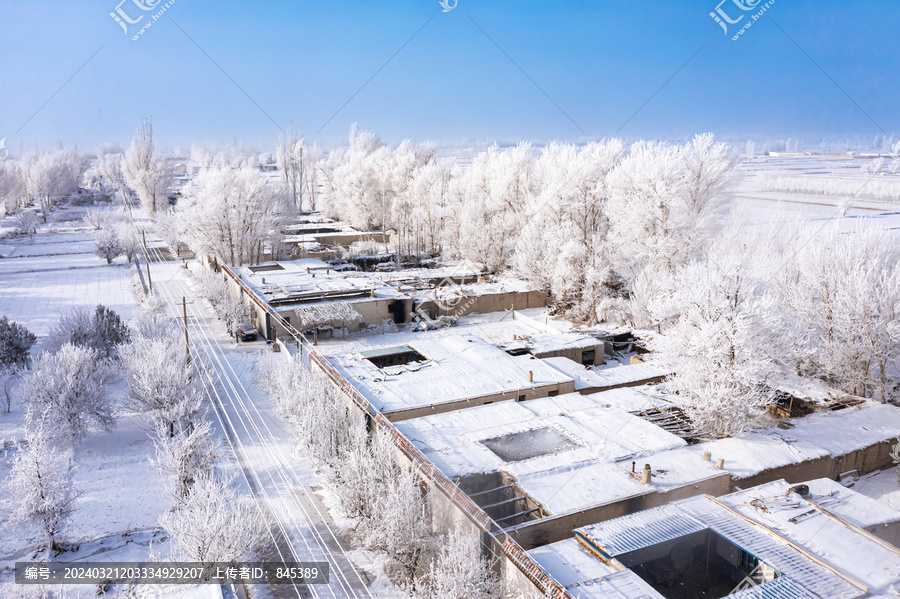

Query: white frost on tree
left=120, top=335, right=205, bottom=435
left=18, top=344, right=114, bottom=443
left=648, top=229, right=780, bottom=436
left=123, top=118, right=173, bottom=216
left=177, top=164, right=287, bottom=266
left=5, top=416, right=77, bottom=551
left=159, top=471, right=265, bottom=562
left=417, top=527, right=502, bottom=599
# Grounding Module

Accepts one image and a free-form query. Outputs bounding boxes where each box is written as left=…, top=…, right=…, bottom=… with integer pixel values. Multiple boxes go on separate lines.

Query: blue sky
left=1, top=0, right=898, bottom=152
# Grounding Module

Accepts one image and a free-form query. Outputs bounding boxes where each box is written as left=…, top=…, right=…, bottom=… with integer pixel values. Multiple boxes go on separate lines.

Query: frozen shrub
left=46, top=305, right=130, bottom=358
left=18, top=344, right=114, bottom=443
left=94, top=228, right=123, bottom=264
left=0, top=315, right=37, bottom=367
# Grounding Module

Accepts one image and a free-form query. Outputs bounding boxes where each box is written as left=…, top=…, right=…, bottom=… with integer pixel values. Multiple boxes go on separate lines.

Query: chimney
left=702, top=451, right=711, bottom=462
left=716, top=458, right=725, bottom=470
left=528, top=371, right=533, bottom=383
left=642, top=464, right=652, bottom=485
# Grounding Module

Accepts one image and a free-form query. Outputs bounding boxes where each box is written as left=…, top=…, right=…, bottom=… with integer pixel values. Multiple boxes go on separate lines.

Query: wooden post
left=142, top=230, right=152, bottom=293
left=181, top=297, right=190, bottom=363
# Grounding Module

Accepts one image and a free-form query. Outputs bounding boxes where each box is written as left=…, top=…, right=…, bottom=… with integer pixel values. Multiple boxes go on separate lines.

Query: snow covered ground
left=0, top=217, right=137, bottom=345
left=0, top=209, right=177, bottom=596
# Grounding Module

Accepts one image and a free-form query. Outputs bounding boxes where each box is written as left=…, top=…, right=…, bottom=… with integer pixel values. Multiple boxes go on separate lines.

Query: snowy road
left=134, top=218, right=388, bottom=599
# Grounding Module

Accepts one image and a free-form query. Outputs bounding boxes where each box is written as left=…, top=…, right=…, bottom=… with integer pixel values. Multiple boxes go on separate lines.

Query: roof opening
left=361, top=345, right=427, bottom=369
left=481, top=427, right=578, bottom=462
left=505, top=348, right=532, bottom=357
left=617, top=529, right=780, bottom=598
left=249, top=264, right=285, bottom=272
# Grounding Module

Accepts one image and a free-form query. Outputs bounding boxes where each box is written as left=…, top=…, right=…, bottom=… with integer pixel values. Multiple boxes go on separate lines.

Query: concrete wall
left=533, top=346, right=605, bottom=367
left=731, top=438, right=897, bottom=491
left=313, top=232, right=390, bottom=246
left=417, top=290, right=548, bottom=319
left=382, top=381, right=578, bottom=422
left=507, top=472, right=732, bottom=550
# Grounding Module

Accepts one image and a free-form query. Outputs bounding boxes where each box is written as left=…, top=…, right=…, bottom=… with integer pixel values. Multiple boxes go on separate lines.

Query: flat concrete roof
left=395, top=391, right=687, bottom=480
left=683, top=402, right=900, bottom=481
left=542, top=356, right=672, bottom=391
left=324, top=334, right=574, bottom=415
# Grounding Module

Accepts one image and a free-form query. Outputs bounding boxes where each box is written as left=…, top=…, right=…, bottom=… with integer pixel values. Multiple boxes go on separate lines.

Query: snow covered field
left=0, top=219, right=137, bottom=343
left=0, top=211, right=182, bottom=596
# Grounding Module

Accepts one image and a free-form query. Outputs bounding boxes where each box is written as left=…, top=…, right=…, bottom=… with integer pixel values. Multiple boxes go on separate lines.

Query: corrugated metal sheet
left=678, top=499, right=863, bottom=599
left=576, top=504, right=707, bottom=555
left=727, top=576, right=819, bottom=599
left=577, top=497, right=865, bottom=599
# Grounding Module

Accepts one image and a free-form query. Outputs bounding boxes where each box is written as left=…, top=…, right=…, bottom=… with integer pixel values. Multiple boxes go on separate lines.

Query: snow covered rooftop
left=683, top=402, right=900, bottom=481
left=395, top=392, right=686, bottom=479
left=722, top=478, right=900, bottom=542
left=533, top=479, right=900, bottom=599
left=232, top=258, right=405, bottom=307
left=514, top=447, right=725, bottom=515
left=543, top=356, right=672, bottom=391
left=323, top=334, right=575, bottom=416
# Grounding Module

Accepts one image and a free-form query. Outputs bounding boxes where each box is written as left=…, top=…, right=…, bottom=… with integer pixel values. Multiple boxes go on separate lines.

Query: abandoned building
left=529, top=478, right=900, bottom=598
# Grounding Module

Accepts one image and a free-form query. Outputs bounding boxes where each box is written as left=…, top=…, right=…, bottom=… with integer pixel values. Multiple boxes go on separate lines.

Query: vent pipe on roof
left=642, top=464, right=651, bottom=485
left=703, top=451, right=711, bottom=462
left=716, top=458, right=725, bottom=469
left=528, top=370, right=533, bottom=383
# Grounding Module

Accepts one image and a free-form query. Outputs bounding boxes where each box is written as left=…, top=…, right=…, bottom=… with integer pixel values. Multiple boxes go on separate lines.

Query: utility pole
left=141, top=230, right=152, bottom=293
left=175, top=296, right=193, bottom=363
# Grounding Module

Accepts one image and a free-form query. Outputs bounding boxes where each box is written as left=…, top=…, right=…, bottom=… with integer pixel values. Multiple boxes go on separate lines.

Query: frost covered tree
left=257, top=353, right=353, bottom=464
left=190, top=269, right=249, bottom=335
left=777, top=223, right=900, bottom=401
left=0, top=160, right=26, bottom=216
left=120, top=336, right=205, bottom=435
left=6, top=416, right=77, bottom=551
left=0, top=315, right=37, bottom=367
left=648, top=231, right=780, bottom=436
left=122, top=118, right=172, bottom=216
left=46, top=305, right=130, bottom=358
left=82, top=208, right=107, bottom=230
left=152, top=420, right=217, bottom=504
left=22, top=149, right=89, bottom=222
left=19, top=344, right=114, bottom=443
left=365, top=461, right=433, bottom=586
left=608, top=134, right=739, bottom=328
left=14, top=210, right=41, bottom=239
left=159, top=471, right=265, bottom=562
left=94, top=228, right=123, bottom=264
left=277, top=124, right=320, bottom=211
left=417, top=527, right=501, bottom=599
left=515, top=140, right=624, bottom=323
left=177, top=164, right=287, bottom=266
left=97, top=152, right=126, bottom=194
left=332, top=423, right=398, bottom=524
left=451, top=143, right=535, bottom=271
left=132, top=296, right=179, bottom=341
left=113, top=221, right=141, bottom=263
